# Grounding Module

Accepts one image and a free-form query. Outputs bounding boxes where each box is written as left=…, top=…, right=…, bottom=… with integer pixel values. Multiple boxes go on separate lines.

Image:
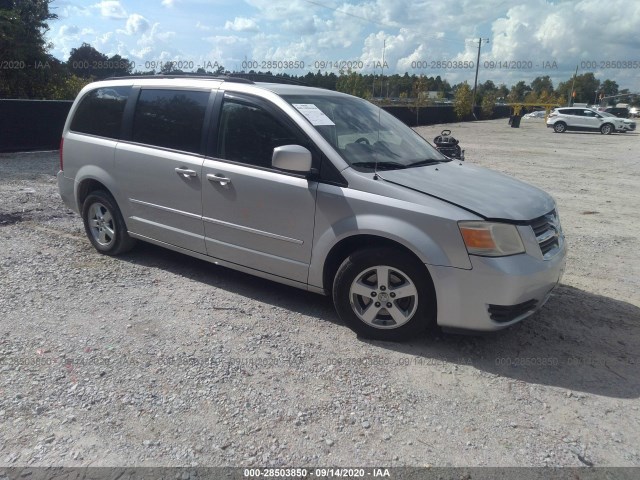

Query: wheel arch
left=74, top=165, right=120, bottom=211
left=601, top=122, right=615, bottom=133
left=321, top=234, right=433, bottom=296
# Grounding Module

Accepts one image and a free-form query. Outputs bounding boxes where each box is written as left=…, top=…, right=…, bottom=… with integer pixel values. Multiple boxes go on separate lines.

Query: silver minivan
left=58, top=76, right=566, bottom=341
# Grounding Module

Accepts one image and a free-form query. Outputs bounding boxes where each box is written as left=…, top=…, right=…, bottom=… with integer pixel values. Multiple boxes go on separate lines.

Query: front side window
left=70, top=86, right=131, bottom=139
left=282, top=93, right=446, bottom=171
left=132, top=89, right=209, bottom=154
left=216, top=99, right=300, bottom=168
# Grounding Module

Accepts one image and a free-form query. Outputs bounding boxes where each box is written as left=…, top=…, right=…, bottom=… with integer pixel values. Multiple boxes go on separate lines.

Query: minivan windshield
left=282, top=94, right=448, bottom=171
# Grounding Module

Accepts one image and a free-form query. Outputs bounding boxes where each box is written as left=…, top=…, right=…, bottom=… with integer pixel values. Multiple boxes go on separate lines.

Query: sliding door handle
left=175, top=167, right=197, bottom=178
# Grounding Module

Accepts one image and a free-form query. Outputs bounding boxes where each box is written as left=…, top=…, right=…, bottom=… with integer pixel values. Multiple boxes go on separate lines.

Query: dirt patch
left=0, top=212, right=25, bottom=226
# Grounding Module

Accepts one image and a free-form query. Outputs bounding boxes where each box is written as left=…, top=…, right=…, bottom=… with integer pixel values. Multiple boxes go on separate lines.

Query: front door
left=201, top=93, right=318, bottom=284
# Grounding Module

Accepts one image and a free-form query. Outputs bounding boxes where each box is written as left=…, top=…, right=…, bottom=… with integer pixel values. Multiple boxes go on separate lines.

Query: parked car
left=629, top=107, right=639, bottom=118
left=604, top=107, right=630, bottom=118
left=58, top=76, right=566, bottom=341
left=546, top=107, right=636, bottom=134
left=523, top=110, right=546, bottom=119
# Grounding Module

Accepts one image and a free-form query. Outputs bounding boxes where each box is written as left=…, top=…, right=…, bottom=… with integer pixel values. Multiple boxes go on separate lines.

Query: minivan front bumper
left=428, top=244, right=566, bottom=332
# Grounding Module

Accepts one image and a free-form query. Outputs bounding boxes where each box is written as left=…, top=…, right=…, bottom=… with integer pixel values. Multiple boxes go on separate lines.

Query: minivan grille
left=528, top=210, right=561, bottom=259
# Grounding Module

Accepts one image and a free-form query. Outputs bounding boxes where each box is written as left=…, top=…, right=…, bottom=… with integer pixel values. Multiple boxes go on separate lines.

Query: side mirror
left=272, top=145, right=312, bottom=173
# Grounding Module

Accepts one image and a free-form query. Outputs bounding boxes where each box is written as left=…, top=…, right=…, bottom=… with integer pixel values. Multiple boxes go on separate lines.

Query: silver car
left=58, top=76, right=566, bottom=341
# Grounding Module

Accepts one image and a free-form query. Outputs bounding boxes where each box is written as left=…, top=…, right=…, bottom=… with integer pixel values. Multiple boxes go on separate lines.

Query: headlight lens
left=459, top=221, right=525, bottom=257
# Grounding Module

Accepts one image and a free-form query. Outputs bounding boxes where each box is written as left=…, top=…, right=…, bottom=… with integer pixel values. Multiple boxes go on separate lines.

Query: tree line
left=1, top=0, right=636, bottom=112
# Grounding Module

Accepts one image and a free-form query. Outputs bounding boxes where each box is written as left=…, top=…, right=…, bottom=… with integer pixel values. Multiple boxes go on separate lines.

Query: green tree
left=336, top=70, right=370, bottom=98
left=481, top=91, right=497, bottom=119
left=454, top=82, right=473, bottom=120
left=412, top=75, right=428, bottom=103
left=557, top=73, right=600, bottom=104
left=496, top=84, right=509, bottom=102
left=524, top=90, right=538, bottom=104
left=47, top=74, right=90, bottom=99
left=531, top=76, right=554, bottom=96
left=0, top=0, right=57, bottom=98
left=599, top=79, right=619, bottom=101
left=104, top=54, right=134, bottom=77
left=507, top=81, right=531, bottom=102
left=68, top=43, right=108, bottom=78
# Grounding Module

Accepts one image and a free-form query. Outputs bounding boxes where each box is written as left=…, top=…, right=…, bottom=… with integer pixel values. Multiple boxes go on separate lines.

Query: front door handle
left=175, top=167, right=197, bottom=177
left=207, top=173, right=231, bottom=186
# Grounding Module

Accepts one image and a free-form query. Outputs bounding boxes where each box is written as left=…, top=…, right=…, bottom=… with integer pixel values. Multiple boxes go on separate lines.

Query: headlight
left=458, top=221, right=525, bottom=257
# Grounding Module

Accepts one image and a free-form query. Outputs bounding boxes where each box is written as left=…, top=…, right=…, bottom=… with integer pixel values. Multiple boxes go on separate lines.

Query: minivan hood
left=379, top=161, right=555, bottom=221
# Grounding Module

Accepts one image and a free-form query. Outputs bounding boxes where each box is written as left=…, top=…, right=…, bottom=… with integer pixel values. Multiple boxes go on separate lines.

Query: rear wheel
left=553, top=122, right=566, bottom=133
left=332, top=247, right=436, bottom=341
left=600, top=123, right=613, bottom=135
left=82, top=190, right=136, bottom=255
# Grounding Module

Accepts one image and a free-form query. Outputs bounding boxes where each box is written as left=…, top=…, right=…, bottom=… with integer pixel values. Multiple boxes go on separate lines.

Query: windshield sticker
left=292, top=104, right=335, bottom=126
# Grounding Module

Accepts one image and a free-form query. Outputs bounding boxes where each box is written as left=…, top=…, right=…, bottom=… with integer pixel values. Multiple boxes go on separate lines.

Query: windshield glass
left=282, top=94, right=447, bottom=171
left=599, top=111, right=616, bottom=117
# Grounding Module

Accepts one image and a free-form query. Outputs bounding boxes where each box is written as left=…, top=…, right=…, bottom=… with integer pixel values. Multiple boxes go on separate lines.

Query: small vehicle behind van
left=546, top=107, right=635, bottom=134
left=58, top=76, right=566, bottom=341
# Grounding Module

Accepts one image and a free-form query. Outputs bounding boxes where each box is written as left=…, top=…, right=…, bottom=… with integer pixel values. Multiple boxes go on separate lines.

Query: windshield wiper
left=405, top=159, right=449, bottom=168
left=351, top=161, right=407, bottom=170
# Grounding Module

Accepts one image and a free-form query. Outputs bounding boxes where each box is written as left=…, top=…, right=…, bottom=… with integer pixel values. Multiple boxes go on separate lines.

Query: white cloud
left=195, top=21, right=212, bottom=31
left=224, top=17, right=259, bottom=32
left=58, top=4, right=91, bottom=18
left=122, top=14, right=151, bottom=35
left=93, top=1, right=127, bottom=19
left=59, top=25, right=80, bottom=36
left=128, top=23, right=177, bottom=60
left=161, top=0, right=180, bottom=7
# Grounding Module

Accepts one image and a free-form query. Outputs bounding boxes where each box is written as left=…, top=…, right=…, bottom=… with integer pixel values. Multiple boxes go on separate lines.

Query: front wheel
left=600, top=124, right=613, bottom=135
left=82, top=190, right=136, bottom=255
left=332, top=248, right=436, bottom=341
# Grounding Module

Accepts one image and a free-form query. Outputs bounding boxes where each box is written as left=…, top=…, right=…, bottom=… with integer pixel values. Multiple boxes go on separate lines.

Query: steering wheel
left=355, top=137, right=370, bottom=145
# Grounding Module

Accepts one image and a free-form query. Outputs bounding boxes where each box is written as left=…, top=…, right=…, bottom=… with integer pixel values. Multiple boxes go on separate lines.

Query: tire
left=553, top=122, right=566, bottom=133
left=600, top=123, right=613, bottom=135
left=332, top=247, right=436, bottom=341
left=81, top=190, right=136, bottom=255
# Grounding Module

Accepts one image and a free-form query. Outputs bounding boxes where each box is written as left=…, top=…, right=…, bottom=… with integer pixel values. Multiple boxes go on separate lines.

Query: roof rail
left=105, top=74, right=254, bottom=84
left=229, top=72, right=308, bottom=86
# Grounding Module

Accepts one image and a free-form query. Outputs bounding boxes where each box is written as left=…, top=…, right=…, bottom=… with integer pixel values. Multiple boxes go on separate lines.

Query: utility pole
left=471, top=37, right=489, bottom=118
left=569, top=65, right=578, bottom=106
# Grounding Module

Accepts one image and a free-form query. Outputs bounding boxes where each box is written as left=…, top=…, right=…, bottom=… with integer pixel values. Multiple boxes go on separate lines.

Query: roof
left=86, top=76, right=347, bottom=98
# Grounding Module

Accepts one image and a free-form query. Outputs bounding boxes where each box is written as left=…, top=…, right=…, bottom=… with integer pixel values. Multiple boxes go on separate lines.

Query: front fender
left=308, top=185, right=473, bottom=289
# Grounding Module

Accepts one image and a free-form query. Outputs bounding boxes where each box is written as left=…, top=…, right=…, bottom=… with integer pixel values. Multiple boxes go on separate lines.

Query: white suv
left=546, top=107, right=636, bottom=134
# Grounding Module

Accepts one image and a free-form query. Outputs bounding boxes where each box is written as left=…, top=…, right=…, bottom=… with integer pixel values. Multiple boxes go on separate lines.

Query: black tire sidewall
left=332, top=248, right=436, bottom=341
left=81, top=191, right=133, bottom=256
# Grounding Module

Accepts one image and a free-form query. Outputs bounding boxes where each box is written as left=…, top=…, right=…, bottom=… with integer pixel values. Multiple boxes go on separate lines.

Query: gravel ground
left=0, top=119, right=639, bottom=468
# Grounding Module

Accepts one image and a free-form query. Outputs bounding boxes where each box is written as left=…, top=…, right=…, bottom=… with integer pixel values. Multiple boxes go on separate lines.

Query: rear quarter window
left=70, top=86, right=131, bottom=139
